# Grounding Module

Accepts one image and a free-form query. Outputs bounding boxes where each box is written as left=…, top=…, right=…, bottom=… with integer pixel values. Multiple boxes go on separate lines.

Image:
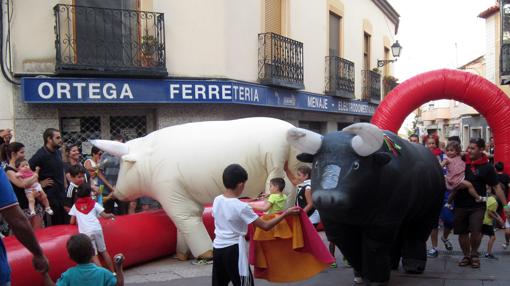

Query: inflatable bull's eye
left=353, top=161, right=360, bottom=170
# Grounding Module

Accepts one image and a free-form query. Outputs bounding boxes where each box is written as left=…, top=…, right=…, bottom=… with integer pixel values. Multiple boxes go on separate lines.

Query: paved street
left=124, top=229, right=510, bottom=286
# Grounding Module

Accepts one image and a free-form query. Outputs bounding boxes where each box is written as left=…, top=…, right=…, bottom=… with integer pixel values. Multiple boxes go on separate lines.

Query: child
left=442, top=141, right=485, bottom=208
left=43, top=233, right=124, bottom=286
left=212, top=164, right=299, bottom=286
left=249, top=178, right=287, bottom=214
left=503, top=202, right=510, bottom=250
left=69, top=184, right=116, bottom=272
left=482, top=192, right=504, bottom=259
left=14, top=159, right=53, bottom=216
left=65, top=165, right=87, bottom=212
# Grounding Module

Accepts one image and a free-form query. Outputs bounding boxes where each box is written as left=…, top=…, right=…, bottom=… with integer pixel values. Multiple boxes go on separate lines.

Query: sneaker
left=484, top=253, right=498, bottom=260
left=444, top=203, right=453, bottom=210
left=503, top=243, right=508, bottom=249
left=353, top=277, right=364, bottom=284
left=441, top=237, right=453, bottom=251
left=45, top=208, right=54, bottom=215
left=343, top=257, right=352, bottom=268
left=191, top=258, right=213, bottom=265
left=330, top=262, right=337, bottom=268
left=29, top=211, right=36, bottom=216
left=427, top=248, right=438, bottom=258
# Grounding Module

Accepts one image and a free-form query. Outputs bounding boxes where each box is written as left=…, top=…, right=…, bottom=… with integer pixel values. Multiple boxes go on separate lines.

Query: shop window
left=110, top=116, right=147, bottom=141
left=60, top=116, right=101, bottom=153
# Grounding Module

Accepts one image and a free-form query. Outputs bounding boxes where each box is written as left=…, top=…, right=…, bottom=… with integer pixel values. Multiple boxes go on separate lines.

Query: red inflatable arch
left=372, top=69, right=510, bottom=175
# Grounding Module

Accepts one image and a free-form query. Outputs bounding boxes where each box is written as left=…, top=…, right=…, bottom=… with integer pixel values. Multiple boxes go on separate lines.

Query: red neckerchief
left=466, top=154, right=489, bottom=172
left=75, top=197, right=95, bottom=214
left=430, top=148, right=442, bottom=157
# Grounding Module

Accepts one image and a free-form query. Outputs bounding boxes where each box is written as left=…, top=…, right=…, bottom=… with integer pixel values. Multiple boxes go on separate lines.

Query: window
left=265, top=0, right=282, bottom=34
left=470, top=127, right=482, bottom=140
left=363, top=33, right=371, bottom=70
left=329, top=12, right=341, bottom=57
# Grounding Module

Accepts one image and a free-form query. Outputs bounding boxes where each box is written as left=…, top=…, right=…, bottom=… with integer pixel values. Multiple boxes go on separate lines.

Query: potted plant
left=383, top=75, right=399, bottom=95
left=141, top=35, right=158, bottom=66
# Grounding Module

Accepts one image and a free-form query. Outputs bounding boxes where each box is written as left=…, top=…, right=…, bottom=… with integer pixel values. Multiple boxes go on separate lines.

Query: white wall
left=485, top=15, right=496, bottom=84
left=9, top=0, right=396, bottom=97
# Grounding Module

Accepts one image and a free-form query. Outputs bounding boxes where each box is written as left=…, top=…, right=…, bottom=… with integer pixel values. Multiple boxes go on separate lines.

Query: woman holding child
left=3, top=142, right=49, bottom=229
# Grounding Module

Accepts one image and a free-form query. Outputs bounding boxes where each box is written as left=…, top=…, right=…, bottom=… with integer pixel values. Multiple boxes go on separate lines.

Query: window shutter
left=265, top=0, right=282, bottom=34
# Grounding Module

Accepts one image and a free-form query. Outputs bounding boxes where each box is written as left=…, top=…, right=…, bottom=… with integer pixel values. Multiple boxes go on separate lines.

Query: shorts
left=86, top=231, right=107, bottom=255
left=481, top=224, right=495, bottom=237
left=505, top=219, right=510, bottom=229
left=453, top=207, right=485, bottom=235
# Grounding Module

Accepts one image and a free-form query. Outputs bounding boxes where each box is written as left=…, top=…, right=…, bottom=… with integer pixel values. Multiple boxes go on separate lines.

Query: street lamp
left=377, top=40, right=402, bottom=67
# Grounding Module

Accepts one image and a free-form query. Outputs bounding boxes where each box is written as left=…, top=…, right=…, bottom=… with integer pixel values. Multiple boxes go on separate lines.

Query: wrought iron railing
left=258, top=32, right=304, bottom=89
left=362, top=70, right=381, bottom=104
left=325, top=56, right=355, bottom=98
left=54, top=4, right=167, bottom=76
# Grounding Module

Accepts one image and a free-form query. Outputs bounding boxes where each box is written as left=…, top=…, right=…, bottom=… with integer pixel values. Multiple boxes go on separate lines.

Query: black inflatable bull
left=287, top=123, right=445, bottom=285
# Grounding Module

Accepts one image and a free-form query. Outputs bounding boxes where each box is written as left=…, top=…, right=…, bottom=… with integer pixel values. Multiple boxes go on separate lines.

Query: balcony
left=362, top=70, right=381, bottom=104
left=325, top=56, right=355, bottom=98
left=54, top=4, right=167, bottom=77
left=258, top=32, right=304, bottom=89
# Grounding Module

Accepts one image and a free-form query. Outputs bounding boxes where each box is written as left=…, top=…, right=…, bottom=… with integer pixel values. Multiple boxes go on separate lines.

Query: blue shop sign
left=21, top=78, right=376, bottom=116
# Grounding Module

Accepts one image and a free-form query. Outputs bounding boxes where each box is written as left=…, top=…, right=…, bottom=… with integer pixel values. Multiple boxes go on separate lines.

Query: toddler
left=15, top=159, right=53, bottom=216
left=249, top=178, right=287, bottom=214
left=43, top=233, right=124, bottom=286
left=442, top=141, right=484, bottom=208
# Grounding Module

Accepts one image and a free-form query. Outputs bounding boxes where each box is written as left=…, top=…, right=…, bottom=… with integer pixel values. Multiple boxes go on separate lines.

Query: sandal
left=470, top=256, right=480, bottom=268
left=458, top=256, right=471, bottom=267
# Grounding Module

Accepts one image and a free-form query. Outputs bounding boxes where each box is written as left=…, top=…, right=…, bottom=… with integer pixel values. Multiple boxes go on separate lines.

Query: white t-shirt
left=212, top=195, right=259, bottom=249
left=69, top=202, right=105, bottom=234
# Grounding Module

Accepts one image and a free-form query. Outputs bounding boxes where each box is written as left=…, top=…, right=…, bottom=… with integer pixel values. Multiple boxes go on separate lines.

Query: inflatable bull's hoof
left=402, top=258, right=426, bottom=274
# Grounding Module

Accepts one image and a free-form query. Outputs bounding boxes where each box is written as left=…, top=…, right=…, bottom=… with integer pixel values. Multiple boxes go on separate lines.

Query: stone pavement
left=125, top=229, right=510, bottom=285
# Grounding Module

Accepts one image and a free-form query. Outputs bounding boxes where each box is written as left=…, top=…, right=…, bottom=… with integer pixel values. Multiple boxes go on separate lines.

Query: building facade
left=0, top=0, right=399, bottom=155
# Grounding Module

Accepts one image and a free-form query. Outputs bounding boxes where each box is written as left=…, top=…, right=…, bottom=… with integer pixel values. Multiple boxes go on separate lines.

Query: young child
left=482, top=192, right=504, bottom=259
left=69, top=184, right=116, bottom=272
left=14, top=159, right=53, bottom=216
left=249, top=178, right=287, bottom=214
left=442, top=141, right=485, bottom=208
left=43, top=233, right=124, bottom=286
left=212, top=164, right=299, bottom=286
left=65, top=165, right=87, bottom=213
left=503, top=202, right=510, bottom=250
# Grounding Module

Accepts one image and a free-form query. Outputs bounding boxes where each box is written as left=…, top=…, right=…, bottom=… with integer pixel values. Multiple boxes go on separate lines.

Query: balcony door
left=264, top=0, right=282, bottom=34
left=75, top=0, right=138, bottom=67
left=329, top=12, right=341, bottom=57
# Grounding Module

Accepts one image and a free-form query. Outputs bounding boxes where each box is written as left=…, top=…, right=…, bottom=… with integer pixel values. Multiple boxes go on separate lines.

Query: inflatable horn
left=343, top=123, right=384, bottom=157
left=90, top=139, right=129, bottom=157
left=286, top=128, right=323, bottom=155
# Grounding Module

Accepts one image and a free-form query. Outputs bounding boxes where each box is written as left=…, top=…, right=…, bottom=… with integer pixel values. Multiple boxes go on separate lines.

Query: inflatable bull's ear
left=342, top=123, right=384, bottom=157
left=286, top=128, right=323, bottom=155
left=89, top=139, right=129, bottom=157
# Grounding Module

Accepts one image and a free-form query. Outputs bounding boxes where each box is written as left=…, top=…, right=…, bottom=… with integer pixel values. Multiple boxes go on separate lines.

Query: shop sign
left=22, top=78, right=376, bottom=116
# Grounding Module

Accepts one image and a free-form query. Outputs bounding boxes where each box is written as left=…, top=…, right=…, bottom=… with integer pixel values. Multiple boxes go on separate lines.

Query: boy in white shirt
left=69, top=184, right=116, bottom=272
left=212, top=164, right=299, bottom=286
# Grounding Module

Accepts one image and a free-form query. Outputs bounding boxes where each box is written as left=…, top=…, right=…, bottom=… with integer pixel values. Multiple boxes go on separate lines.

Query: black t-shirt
left=454, top=162, right=499, bottom=208
left=29, top=147, right=65, bottom=200
left=4, top=165, right=30, bottom=209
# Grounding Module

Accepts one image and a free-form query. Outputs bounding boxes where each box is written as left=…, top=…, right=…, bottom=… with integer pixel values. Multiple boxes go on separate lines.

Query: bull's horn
left=343, top=123, right=384, bottom=157
left=286, top=128, right=323, bottom=154
left=89, top=139, right=129, bottom=157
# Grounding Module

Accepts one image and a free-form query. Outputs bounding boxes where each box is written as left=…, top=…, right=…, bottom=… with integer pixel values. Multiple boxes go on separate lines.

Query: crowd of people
left=0, top=127, right=135, bottom=285
left=410, top=133, right=510, bottom=269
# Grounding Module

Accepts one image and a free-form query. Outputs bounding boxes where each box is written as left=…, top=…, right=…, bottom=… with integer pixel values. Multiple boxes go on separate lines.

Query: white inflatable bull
left=91, top=117, right=304, bottom=259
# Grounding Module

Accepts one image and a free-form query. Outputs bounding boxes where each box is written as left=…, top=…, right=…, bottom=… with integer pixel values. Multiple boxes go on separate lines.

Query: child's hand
left=284, top=206, right=300, bottom=216
left=113, top=254, right=125, bottom=266
left=35, top=166, right=41, bottom=173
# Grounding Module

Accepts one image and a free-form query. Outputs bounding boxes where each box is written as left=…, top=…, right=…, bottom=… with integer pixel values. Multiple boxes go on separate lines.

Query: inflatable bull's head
left=287, top=123, right=392, bottom=219
left=89, top=139, right=148, bottom=201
